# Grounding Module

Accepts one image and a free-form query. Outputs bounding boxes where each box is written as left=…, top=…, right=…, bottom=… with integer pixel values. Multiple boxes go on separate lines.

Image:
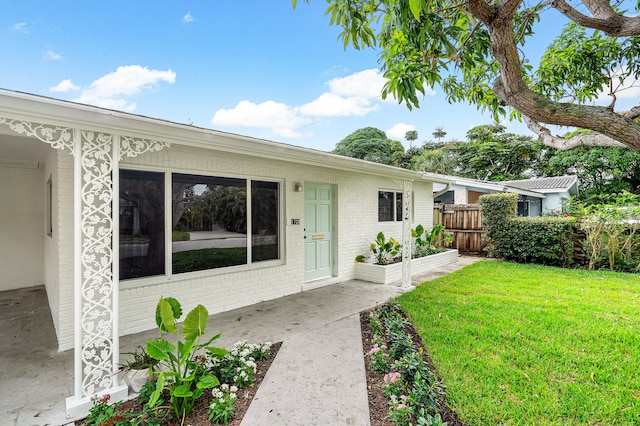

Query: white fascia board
left=530, top=187, right=573, bottom=194
left=505, top=187, right=546, bottom=198
left=0, top=89, right=428, bottom=181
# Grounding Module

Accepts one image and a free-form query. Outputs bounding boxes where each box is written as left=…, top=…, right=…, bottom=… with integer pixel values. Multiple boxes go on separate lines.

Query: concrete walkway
left=0, top=256, right=484, bottom=426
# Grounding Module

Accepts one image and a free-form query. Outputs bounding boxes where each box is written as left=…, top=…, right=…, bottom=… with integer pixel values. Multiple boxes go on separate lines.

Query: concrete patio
left=0, top=255, right=483, bottom=426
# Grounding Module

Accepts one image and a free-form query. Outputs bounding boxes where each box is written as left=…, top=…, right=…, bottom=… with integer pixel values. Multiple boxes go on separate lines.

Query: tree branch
left=551, top=0, right=640, bottom=36
left=465, top=0, right=496, bottom=24
left=523, top=115, right=627, bottom=149
left=625, top=106, right=640, bottom=120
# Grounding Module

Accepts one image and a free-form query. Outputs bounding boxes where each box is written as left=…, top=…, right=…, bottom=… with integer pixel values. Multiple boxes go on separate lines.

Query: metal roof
left=502, top=176, right=578, bottom=194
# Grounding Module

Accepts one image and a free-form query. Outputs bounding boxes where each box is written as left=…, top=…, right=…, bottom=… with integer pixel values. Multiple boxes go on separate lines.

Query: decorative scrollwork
left=120, top=135, right=170, bottom=159
left=79, top=130, right=115, bottom=396
left=0, top=118, right=74, bottom=153
left=400, top=180, right=413, bottom=290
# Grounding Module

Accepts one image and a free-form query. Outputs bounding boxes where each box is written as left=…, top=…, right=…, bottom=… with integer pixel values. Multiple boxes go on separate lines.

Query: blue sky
left=2, top=2, right=636, bottom=152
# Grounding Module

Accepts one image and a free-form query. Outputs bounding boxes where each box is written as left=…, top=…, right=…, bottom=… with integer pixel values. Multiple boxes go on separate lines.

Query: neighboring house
left=501, top=175, right=579, bottom=215
left=0, top=89, right=452, bottom=416
left=429, top=173, right=578, bottom=216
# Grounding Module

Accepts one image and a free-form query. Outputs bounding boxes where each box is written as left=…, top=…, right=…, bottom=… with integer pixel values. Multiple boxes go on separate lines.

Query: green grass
left=172, top=247, right=247, bottom=273
left=171, top=230, right=190, bottom=242
left=397, top=261, right=640, bottom=425
left=172, top=244, right=278, bottom=274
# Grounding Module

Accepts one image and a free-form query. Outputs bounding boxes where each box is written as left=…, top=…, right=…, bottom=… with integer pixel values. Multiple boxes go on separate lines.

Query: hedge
left=480, top=193, right=576, bottom=267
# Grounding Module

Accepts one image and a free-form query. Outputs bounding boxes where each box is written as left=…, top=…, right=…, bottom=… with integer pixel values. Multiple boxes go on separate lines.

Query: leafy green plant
left=120, top=345, right=159, bottom=372
left=579, top=198, right=640, bottom=271
left=84, top=394, right=122, bottom=425
left=209, top=343, right=258, bottom=388
left=84, top=393, right=169, bottom=426
left=387, top=393, right=414, bottom=426
left=208, top=384, right=238, bottom=425
left=395, top=351, right=428, bottom=384
left=146, top=297, right=228, bottom=424
left=137, top=379, right=159, bottom=407
left=367, top=337, right=390, bottom=372
left=371, top=231, right=402, bottom=265
left=368, top=310, right=383, bottom=336
left=416, top=410, right=449, bottom=426
left=412, top=224, right=453, bottom=258
left=368, top=300, right=453, bottom=425
left=410, top=371, right=444, bottom=414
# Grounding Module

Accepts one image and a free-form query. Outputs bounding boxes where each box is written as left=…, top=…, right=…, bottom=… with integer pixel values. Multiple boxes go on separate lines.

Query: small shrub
left=412, top=224, right=452, bottom=258
left=368, top=310, right=383, bottom=336
left=208, top=384, right=238, bottom=425
left=410, top=371, right=444, bottom=414
left=395, top=351, right=428, bottom=384
left=371, top=231, right=402, bottom=265
left=209, top=340, right=260, bottom=388
left=388, top=393, right=414, bottom=426
left=367, top=337, right=390, bottom=372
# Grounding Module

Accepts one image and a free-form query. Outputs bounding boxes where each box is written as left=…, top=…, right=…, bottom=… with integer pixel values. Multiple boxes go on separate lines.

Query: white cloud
left=327, top=69, right=387, bottom=99
left=386, top=123, right=416, bottom=141
left=210, top=68, right=435, bottom=139
left=50, top=79, right=79, bottom=93
left=300, top=92, right=378, bottom=117
left=212, top=100, right=312, bottom=138
left=13, top=22, right=28, bottom=33
left=183, top=12, right=194, bottom=23
left=45, top=50, right=63, bottom=61
left=72, top=65, right=176, bottom=112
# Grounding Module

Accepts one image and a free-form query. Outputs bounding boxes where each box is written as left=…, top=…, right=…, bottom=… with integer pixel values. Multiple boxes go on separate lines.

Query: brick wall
left=53, top=143, right=435, bottom=349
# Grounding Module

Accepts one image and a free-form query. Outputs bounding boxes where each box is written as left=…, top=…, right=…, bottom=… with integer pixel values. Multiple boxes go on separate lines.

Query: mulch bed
left=80, top=310, right=465, bottom=425
left=80, top=342, right=282, bottom=426
left=359, top=310, right=466, bottom=426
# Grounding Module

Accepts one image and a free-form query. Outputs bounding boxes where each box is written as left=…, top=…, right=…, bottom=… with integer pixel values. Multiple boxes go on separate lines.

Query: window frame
left=119, top=166, right=284, bottom=288
left=378, top=189, right=413, bottom=222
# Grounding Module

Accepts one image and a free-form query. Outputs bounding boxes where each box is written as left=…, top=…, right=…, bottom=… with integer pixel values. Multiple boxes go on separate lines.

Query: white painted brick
left=48, top=142, right=439, bottom=347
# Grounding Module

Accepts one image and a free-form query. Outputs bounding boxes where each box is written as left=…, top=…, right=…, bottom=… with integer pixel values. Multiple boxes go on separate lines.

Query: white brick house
left=0, top=89, right=451, bottom=416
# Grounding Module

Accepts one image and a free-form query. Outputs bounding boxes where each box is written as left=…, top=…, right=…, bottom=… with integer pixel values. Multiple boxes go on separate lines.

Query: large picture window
left=251, top=180, right=279, bottom=262
left=172, top=174, right=248, bottom=274
left=119, top=169, right=281, bottom=280
left=119, top=170, right=165, bottom=280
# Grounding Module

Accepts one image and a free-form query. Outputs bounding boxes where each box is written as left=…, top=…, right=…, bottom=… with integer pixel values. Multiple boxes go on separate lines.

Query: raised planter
left=354, top=249, right=459, bottom=285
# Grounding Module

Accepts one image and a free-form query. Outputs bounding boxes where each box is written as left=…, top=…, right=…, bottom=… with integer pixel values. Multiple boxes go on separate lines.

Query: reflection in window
left=119, top=170, right=165, bottom=280
left=251, top=181, right=280, bottom=262
left=172, top=174, right=247, bottom=274
left=379, top=191, right=393, bottom=221
left=379, top=190, right=410, bottom=222
left=396, top=192, right=403, bottom=221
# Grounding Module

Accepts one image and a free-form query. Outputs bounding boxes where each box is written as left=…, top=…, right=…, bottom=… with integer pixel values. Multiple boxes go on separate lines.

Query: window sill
left=119, top=258, right=285, bottom=290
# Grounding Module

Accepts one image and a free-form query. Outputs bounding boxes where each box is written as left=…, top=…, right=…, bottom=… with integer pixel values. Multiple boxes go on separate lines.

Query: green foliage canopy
left=332, top=126, right=405, bottom=165
left=294, top=0, right=640, bottom=151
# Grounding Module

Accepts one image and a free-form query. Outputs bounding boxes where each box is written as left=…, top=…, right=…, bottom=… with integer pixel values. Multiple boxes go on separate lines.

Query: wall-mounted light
left=294, top=182, right=303, bottom=192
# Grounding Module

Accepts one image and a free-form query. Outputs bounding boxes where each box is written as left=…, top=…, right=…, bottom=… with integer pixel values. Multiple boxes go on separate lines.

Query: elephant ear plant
left=145, top=297, right=228, bottom=424
left=412, top=224, right=453, bottom=258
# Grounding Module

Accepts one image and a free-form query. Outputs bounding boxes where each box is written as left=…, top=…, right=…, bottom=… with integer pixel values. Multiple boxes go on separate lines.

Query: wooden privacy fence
left=434, top=203, right=486, bottom=254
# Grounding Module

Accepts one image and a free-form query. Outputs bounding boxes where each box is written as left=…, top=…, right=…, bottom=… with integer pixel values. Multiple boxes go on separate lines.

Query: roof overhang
left=0, top=89, right=441, bottom=183
left=427, top=172, right=545, bottom=198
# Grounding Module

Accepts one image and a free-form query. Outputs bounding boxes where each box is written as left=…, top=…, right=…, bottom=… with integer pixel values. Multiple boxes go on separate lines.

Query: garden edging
left=354, top=249, right=459, bottom=285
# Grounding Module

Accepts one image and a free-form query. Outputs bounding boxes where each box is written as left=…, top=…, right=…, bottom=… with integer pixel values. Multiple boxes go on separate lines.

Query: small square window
left=378, top=190, right=412, bottom=222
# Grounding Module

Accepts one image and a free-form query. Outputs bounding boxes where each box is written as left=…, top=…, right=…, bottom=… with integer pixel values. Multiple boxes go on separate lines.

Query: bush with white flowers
left=208, top=384, right=238, bottom=425
left=209, top=340, right=271, bottom=388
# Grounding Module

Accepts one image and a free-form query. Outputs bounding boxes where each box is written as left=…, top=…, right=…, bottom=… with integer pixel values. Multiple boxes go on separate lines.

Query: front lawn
left=397, top=261, right=640, bottom=425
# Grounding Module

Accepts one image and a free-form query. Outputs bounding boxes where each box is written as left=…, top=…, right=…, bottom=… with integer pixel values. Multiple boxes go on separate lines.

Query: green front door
left=304, top=183, right=333, bottom=281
